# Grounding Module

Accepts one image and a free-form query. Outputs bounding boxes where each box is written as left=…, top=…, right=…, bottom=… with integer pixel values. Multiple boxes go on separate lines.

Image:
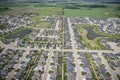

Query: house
left=0, top=70, right=8, bottom=76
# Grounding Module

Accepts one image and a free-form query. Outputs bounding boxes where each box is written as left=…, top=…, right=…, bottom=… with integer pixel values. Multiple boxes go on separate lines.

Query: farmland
left=0, top=3, right=120, bottom=18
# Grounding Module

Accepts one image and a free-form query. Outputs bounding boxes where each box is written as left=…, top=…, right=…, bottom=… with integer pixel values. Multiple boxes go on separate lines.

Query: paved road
left=41, top=49, right=53, bottom=80
left=107, top=42, right=120, bottom=53
left=98, top=52, right=120, bottom=80
left=67, top=17, right=82, bottom=80
left=55, top=20, right=60, bottom=31
left=41, top=19, right=60, bottom=80
left=0, top=40, right=114, bottom=53
left=6, top=50, right=30, bottom=80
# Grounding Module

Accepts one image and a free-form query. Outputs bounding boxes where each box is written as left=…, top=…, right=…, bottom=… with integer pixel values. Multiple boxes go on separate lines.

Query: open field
left=30, top=7, right=63, bottom=20
left=0, top=3, right=120, bottom=18
left=64, top=8, right=111, bottom=17
left=64, top=3, right=120, bottom=17
left=0, top=3, right=31, bottom=14
left=31, top=21, right=51, bottom=28
left=0, top=3, right=63, bottom=18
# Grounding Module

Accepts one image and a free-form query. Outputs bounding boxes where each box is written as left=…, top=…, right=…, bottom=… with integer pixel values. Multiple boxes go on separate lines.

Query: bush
left=49, top=70, right=53, bottom=74
left=81, top=71, right=86, bottom=75
left=80, top=64, right=84, bottom=67
left=117, top=74, right=120, bottom=80
left=106, top=72, right=111, bottom=76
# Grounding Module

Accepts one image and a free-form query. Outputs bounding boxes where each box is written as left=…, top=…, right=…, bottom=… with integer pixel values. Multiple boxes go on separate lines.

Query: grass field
left=0, top=3, right=31, bottom=14
left=0, top=3, right=120, bottom=18
left=33, top=21, right=51, bottom=28
left=64, top=4, right=120, bottom=17
left=30, top=7, right=63, bottom=20
left=64, top=8, right=111, bottom=17
left=0, top=3, right=63, bottom=16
